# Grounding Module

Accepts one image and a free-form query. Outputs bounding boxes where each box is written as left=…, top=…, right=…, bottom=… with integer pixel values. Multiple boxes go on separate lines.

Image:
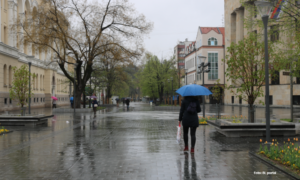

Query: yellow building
left=0, top=0, right=70, bottom=111
left=225, top=0, right=300, bottom=107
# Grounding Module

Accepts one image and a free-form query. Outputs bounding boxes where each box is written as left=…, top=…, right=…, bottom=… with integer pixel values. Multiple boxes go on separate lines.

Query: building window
left=239, top=97, right=242, bottom=105
left=271, top=71, right=280, bottom=85
left=208, top=53, right=218, bottom=80
left=41, top=98, right=42, bottom=102
left=208, top=37, right=218, bottom=46
left=4, top=98, right=7, bottom=105
left=232, top=96, right=234, bottom=104
left=3, top=64, right=7, bottom=86
left=37, top=98, right=38, bottom=102
left=34, top=98, right=35, bottom=103
left=270, top=25, right=279, bottom=42
left=9, top=98, right=11, bottom=104
left=269, top=96, right=273, bottom=105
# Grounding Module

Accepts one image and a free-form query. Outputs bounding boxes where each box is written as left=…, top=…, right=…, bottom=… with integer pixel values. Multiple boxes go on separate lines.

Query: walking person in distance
left=179, top=96, right=201, bottom=153
left=92, top=98, right=98, bottom=117
left=125, top=98, right=130, bottom=110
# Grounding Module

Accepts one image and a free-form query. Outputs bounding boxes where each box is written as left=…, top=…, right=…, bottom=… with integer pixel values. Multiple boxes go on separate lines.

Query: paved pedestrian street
left=0, top=102, right=295, bottom=180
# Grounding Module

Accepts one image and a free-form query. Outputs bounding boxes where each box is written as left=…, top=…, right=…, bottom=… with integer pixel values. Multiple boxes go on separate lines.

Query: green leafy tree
left=138, top=53, right=178, bottom=103
left=9, top=65, right=35, bottom=108
left=211, top=79, right=223, bottom=104
left=224, top=32, right=279, bottom=122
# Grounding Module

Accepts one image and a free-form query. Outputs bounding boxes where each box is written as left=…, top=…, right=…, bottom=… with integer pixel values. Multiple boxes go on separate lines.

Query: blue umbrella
left=176, top=84, right=212, bottom=96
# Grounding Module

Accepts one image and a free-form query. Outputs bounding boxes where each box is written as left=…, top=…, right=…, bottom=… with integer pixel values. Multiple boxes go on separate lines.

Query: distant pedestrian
left=123, top=98, right=125, bottom=106
left=125, top=98, right=130, bottom=109
left=116, top=98, right=119, bottom=107
left=52, top=99, right=57, bottom=108
left=70, top=96, right=74, bottom=108
left=92, top=98, right=98, bottom=116
left=179, top=96, right=201, bottom=153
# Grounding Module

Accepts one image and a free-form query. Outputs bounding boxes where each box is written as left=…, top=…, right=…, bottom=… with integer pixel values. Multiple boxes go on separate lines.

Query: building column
left=18, top=13, right=25, bottom=53
left=8, top=1, right=15, bottom=46
left=236, top=8, right=244, bottom=42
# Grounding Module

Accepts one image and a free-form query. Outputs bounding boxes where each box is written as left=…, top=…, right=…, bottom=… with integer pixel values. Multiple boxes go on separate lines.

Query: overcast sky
left=130, top=0, right=225, bottom=59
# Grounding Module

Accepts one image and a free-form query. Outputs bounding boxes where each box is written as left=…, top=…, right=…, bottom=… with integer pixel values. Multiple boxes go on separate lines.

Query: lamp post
left=185, top=68, right=188, bottom=85
left=171, top=77, right=173, bottom=106
left=197, top=56, right=209, bottom=118
left=255, top=0, right=273, bottom=144
left=167, top=79, right=170, bottom=104
left=73, top=64, right=78, bottom=113
left=28, top=62, right=31, bottom=114
left=89, top=78, right=92, bottom=108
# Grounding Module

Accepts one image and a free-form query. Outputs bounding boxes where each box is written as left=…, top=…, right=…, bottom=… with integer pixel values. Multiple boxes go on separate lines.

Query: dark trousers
left=183, top=126, right=197, bottom=149
left=52, top=104, right=57, bottom=108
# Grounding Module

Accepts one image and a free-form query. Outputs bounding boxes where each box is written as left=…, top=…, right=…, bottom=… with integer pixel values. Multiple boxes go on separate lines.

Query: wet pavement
left=0, top=103, right=297, bottom=180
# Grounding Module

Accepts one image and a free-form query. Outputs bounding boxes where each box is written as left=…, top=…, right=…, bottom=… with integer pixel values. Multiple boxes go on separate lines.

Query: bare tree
left=18, top=0, right=153, bottom=108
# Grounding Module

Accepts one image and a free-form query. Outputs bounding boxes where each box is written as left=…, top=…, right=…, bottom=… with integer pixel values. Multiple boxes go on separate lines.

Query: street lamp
left=197, top=55, right=210, bottom=118
left=171, top=77, right=173, bottom=106
left=255, top=0, right=273, bottom=144
left=185, top=68, right=188, bottom=85
left=167, top=79, right=170, bottom=104
left=28, top=62, right=31, bottom=114
left=73, top=63, right=78, bottom=113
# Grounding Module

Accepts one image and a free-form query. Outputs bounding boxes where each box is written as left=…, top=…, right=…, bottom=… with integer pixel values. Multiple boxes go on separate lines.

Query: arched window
left=36, top=74, right=39, bottom=90
left=43, top=75, right=44, bottom=90
left=40, top=75, right=42, bottom=90
left=8, top=66, right=12, bottom=86
left=208, top=37, right=218, bottom=46
left=3, top=64, right=7, bottom=86
left=32, top=73, right=35, bottom=90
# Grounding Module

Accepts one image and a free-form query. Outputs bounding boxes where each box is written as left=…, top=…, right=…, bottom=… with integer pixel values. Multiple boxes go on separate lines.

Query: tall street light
left=28, top=62, right=31, bottom=114
left=185, top=68, right=188, bottom=85
left=167, top=79, right=170, bottom=104
left=171, top=77, right=173, bottom=106
left=73, top=63, right=78, bottom=113
left=198, top=55, right=210, bottom=118
left=255, top=0, right=273, bottom=144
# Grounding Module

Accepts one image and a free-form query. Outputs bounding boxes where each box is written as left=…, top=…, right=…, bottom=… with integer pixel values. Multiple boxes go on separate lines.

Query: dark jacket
left=125, top=99, right=130, bottom=105
left=179, top=96, right=201, bottom=127
left=92, top=100, right=98, bottom=108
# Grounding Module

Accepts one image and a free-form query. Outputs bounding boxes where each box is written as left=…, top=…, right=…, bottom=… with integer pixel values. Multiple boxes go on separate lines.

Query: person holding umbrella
left=177, top=84, right=212, bottom=153
left=51, top=96, right=58, bottom=108
left=92, top=98, right=98, bottom=116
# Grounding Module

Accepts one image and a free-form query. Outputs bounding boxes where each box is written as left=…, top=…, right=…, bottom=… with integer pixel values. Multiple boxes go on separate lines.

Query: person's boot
left=183, top=146, right=189, bottom=152
left=190, top=148, right=195, bottom=153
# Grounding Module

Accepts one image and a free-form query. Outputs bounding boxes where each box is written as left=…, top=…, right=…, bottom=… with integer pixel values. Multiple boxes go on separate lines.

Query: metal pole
left=291, top=61, right=294, bottom=122
left=28, top=62, right=31, bottom=114
left=89, top=79, right=91, bottom=108
left=262, top=16, right=271, bottom=143
left=74, top=65, right=76, bottom=113
left=172, top=79, right=173, bottom=106
left=202, top=70, right=205, bottom=118
left=185, top=72, right=187, bottom=85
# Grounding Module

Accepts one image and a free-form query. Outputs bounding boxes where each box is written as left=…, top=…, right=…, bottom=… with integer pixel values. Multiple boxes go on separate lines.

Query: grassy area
left=281, top=119, right=291, bottom=122
left=96, top=107, right=106, bottom=110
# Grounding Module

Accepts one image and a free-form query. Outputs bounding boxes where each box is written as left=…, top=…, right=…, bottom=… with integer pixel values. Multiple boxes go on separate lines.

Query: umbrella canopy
left=51, top=96, right=58, bottom=100
left=90, top=95, right=97, bottom=99
left=176, top=84, right=212, bottom=96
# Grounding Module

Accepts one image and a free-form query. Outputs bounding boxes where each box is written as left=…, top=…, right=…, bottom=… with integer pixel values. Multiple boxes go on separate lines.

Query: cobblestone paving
left=0, top=103, right=295, bottom=179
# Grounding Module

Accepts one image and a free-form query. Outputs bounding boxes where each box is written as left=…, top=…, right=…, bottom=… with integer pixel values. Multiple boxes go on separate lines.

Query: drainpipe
left=223, top=45, right=225, bottom=105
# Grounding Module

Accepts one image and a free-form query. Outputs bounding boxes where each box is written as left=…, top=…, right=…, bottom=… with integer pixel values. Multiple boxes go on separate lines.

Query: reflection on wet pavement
left=0, top=103, right=295, bottom=179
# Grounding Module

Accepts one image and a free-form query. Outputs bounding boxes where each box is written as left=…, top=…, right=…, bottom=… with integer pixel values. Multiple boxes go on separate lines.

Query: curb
left=249, top=151, right=300, bottom=180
